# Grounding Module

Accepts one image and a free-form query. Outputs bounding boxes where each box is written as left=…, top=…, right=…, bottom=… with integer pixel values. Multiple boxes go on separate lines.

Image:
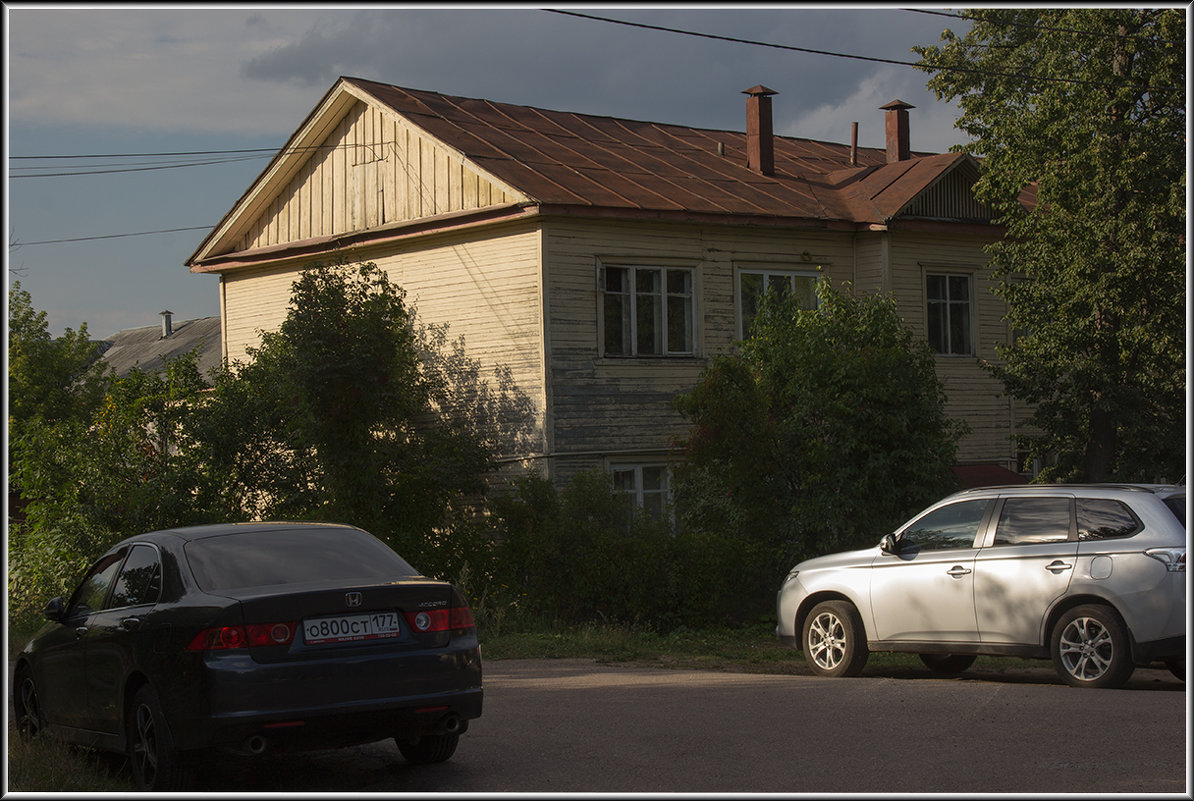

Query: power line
left=543, top=9, right=1171, bottom=92
left=11, top=154, right=272, bottom=178
left=11, top=226, right=213, bottom=247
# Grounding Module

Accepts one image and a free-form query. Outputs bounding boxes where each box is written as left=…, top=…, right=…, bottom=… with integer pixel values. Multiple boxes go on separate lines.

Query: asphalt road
left=189, top=658, right=1187, bottom=794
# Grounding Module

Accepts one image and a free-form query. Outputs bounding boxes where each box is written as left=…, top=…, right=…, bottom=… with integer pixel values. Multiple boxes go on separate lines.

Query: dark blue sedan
left=12, top=522, right=483, bottom=791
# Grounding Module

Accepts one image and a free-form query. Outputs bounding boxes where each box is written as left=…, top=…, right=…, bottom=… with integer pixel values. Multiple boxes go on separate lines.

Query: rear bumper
left=168, top=641, right=483, bottom=752
left=175, top=685, right=483, bottom=753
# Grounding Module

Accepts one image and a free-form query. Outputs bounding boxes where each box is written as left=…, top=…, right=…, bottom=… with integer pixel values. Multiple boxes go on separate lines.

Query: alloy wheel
left=808, top=611, right=848, bottom=672
left=17, top=675, right=42, bottom=739
left=131, top=702, right=159, bottom=788
left=1057, top=615, right=1115, bottom=682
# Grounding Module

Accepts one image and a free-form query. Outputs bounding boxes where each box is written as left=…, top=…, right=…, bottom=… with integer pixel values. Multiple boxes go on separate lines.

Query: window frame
left=895, top=498, right=995, bottom=552
left=610, top=462, right=673, bottom=522
left=924, top=269, right=975, bottom=356
left=985, top=496, right=1077, bottom=547
left=736, top=267, right=821, bottom=340
left=599, top=263, right=697, bottom=358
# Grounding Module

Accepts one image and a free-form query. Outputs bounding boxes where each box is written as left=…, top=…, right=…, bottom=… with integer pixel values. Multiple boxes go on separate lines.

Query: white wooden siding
left=540, top=220, right=1023, bottom=475
left=221, top=225, right=548, bottom=461
left=542, top=220, right=858, bottom=469
left=234, top=100, right=520, bottom=253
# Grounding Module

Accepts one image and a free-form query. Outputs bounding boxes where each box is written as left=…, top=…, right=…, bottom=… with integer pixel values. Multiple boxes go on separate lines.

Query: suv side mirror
left=879, top=534, right=899, bottom=554
left=43, top=597, right=65, bottom=622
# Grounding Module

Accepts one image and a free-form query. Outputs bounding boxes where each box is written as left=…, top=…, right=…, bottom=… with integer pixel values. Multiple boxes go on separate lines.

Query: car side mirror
left=43, top=597, right=65, bottom=622
left=879, top=534, right=899, bottom=554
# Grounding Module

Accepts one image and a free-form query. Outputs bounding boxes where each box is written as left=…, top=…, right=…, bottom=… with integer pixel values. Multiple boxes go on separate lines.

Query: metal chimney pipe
left=850, top=122, right=858, bottom=166
left=743, top=85, right=777, bottom=176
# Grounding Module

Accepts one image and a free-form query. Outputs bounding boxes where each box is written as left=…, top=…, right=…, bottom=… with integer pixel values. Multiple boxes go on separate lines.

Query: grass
left=6, top=734, right=133, bottom=792
left=6, top=617, right=1049, bottom=792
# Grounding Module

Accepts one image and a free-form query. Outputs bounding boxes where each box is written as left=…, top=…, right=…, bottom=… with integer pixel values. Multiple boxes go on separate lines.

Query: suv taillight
left=1145, top=547, right=1186, bottom=572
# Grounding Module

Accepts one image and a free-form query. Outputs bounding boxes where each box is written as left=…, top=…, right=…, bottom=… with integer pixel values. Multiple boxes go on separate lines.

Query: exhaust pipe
left=245, top=735, right=267, bottom=755
left=441, top=714, right=461, bottom=734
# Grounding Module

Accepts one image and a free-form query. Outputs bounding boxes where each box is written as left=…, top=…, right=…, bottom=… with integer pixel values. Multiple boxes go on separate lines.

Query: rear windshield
left=185, top=527, right=420, bottom=592
left=1162, top=494, right=1186, bottom=528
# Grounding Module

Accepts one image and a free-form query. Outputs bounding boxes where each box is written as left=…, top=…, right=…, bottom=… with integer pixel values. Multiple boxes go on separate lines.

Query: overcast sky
left=5, top=4, right=975, bottom=338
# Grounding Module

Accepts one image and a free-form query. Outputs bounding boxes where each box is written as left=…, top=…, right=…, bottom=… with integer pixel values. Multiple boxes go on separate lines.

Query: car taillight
left=186, top=622, right=297, bottom=650
left=403, top=606, right=475, bottom=633
left=1145, top=547, right=1186, bottom=572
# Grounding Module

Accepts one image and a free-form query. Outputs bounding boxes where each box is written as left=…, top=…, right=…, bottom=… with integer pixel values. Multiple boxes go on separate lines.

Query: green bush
left=487, top=470, right=762, bottom=631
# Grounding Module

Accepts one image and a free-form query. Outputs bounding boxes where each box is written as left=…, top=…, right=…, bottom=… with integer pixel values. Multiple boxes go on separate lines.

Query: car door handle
left=121, top=617, right=142, bottom=631
left=1046, top=560, right=1073, bottom=574
left=947, top=565, right=972, bottom=578
left=74, top=626, right=89, bottom=639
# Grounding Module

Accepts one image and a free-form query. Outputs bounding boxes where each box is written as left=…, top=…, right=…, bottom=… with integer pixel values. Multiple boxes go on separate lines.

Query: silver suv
left=776, top=484, right=1186, bottom=688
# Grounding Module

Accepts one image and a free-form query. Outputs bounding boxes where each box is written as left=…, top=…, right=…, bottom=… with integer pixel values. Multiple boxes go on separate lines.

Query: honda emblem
left=345, top=592, right=362, bottom=608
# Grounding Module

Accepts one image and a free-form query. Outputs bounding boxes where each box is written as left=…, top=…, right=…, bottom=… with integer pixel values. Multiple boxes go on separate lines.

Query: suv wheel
left=1051, top=605, right=1134, bottom=689
left=802, top=600, right=869, bottom=677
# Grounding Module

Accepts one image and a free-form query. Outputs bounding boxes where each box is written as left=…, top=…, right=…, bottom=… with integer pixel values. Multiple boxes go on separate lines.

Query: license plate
left=303, top=611, right=402, bottom=644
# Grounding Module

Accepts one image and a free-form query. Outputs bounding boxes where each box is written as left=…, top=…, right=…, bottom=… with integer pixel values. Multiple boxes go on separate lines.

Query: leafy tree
left=915, top=9, right=1186, bottom=482
left=672, top=281, right=966, bottom=587
left=9, top=353, right=217, bottom=620
left=194, top=260, right=534, bottom=567
left=7, top=281, right=105, bottom=438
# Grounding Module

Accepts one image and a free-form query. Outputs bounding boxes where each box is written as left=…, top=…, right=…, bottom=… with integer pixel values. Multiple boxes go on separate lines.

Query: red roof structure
left=343, top=77, right=995, bottom=230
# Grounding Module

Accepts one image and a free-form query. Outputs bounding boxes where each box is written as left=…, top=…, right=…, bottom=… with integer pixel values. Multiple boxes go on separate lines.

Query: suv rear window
left=1162, top=494, right=1186, bottom=528
left=1076, top=499, right=1142, bottom=541
left=185, top=528, right=420, bottom=591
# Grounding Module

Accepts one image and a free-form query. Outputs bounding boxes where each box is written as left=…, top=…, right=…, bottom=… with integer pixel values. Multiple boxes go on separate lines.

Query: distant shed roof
left=99, top=316, right=222, bottom=382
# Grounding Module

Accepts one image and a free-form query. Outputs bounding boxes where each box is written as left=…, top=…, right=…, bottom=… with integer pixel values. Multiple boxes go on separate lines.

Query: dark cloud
left=239, top=8, right=963, bottom=134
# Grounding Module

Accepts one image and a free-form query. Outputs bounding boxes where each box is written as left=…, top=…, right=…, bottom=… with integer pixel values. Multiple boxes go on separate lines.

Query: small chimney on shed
left=881, top=99, right=914, bottom=163
left=160, top=309, right=174, bottom=338
left=743, top=85, right=777, bottom=176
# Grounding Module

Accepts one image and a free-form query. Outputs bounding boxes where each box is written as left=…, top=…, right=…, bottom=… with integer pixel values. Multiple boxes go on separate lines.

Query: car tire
left=919, top=653, right=977, bottom=676
left=396, top=733, right=460, bottom=764
left=1050, top=604, right=1135, bottom=689
left=1164, top=658, right=1184, bottom=681
left=802, top=600, right=869, bottom=678
left=14, top=667, right=44, bottom=740
left=127, top=684, right=192, bottom=791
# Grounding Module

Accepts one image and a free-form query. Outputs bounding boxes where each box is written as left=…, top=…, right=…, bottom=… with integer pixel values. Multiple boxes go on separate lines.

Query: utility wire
left=12, top=226, right=215, bottom=247
left=543, top=9, right=1171, bottom=92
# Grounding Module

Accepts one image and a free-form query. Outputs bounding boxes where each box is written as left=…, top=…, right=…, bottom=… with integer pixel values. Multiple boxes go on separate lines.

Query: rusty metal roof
left=346, top=77, right=981, bottom=227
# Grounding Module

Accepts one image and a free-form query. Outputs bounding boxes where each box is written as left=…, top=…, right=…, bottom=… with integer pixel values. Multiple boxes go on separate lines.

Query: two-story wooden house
left=186, top=76, right=1029, bottom=506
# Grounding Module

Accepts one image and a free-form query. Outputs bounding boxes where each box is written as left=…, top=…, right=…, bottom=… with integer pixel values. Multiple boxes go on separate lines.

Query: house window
left=926, top=272, right=973, bottom=355
left=603, top=266, right=694, bottom=357
left=739, top=270, right=819, bottom=339
left=611, top=464, right=671, bottom=520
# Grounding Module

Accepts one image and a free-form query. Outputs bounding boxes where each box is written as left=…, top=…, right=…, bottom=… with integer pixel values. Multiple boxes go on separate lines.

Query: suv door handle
left=120, top=617, right=142, bottom=631
left=947, top=565, right=972, bottom=578
left=1046, top=560, right=1073, bottom=574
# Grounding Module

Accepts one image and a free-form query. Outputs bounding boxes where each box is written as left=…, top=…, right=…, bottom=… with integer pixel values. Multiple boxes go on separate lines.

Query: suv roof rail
left=957, top=483, right=1167, bottom=494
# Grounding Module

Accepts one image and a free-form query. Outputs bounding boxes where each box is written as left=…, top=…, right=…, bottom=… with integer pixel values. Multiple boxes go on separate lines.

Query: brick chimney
left=743, top=85, right=777, bottom=175
left=160, top=309, right=174, bottom=338
left=881, top=99, right=914, bottom=163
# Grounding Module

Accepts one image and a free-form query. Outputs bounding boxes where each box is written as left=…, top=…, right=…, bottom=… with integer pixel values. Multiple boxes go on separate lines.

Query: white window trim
left=923, top=268, right=976, bottom=357
left=609, top=461, right=673, bottom=520
left=736, top=266, right=822, bottom=339
left=598, top=262, right=697, bottom=358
